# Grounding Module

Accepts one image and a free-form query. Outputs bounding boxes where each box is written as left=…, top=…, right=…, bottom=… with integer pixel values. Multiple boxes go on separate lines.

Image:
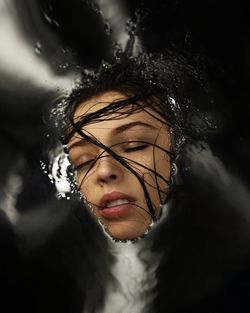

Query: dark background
left=1, top=0, right=250, bottom=186
left=0, top=1, right=250, bottom=312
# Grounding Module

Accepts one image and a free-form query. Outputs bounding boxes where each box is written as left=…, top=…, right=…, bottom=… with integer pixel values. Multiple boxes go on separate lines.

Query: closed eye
left=124, top=144, right=149, bottom=153
left=75, top=159, right=95, bottom=171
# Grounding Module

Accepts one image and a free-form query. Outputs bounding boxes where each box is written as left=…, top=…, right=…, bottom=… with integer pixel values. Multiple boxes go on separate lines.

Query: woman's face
left=68, top=91, right=171, bottom=240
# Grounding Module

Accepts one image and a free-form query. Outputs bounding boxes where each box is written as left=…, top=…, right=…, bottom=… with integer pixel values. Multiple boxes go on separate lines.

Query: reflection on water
left=0, top=0, right=75, bottom=90
left=101, top=241, right=158, bottom=313
left=0, top=1, right=250, bottom=313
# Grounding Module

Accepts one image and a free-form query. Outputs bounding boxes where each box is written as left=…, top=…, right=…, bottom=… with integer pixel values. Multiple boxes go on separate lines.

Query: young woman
left=62, top=56, right=185, bottom=241
left=49, top=54, right=250, bottom=313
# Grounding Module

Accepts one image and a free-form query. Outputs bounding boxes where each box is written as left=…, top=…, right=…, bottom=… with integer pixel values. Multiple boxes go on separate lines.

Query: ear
left=171, top=162, right=183, bottom=186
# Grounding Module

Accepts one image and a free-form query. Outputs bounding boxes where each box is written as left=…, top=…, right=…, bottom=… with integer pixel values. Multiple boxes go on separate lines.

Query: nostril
left=110, top=174, right=117, bottom=180
left=96, top=159, right=121, bottom=185
left=100, top=173, right=117, bottom=183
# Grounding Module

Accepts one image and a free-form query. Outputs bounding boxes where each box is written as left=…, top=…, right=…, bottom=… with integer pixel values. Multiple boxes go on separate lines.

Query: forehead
left=68, top=91, right=170, bottom=151
left=74, top=91, right=127, bottom=117
left=73, top=90, right=164, bottom=128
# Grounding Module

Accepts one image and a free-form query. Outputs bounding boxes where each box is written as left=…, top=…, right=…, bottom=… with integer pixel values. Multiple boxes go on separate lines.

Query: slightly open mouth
left=105, top=199, right=129, bottom=208
left=98, top=192, right=136, bottom=218
left=100, top=201, right=135, bottom=219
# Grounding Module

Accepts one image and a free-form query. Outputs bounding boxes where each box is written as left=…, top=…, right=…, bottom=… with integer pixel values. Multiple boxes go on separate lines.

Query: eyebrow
left=68, top=137, right=89, bottom=151
left=68, top=122, right=157, bottom=151
left=112, top=121, right=157, bottom=135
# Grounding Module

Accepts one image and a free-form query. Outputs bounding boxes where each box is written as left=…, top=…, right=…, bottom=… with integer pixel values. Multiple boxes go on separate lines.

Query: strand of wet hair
left=74, top=129, right=158, bottom=220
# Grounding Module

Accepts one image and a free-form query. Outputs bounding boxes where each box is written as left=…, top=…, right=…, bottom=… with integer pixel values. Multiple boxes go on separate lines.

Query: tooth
left=106, top=199, right=129, bottom=208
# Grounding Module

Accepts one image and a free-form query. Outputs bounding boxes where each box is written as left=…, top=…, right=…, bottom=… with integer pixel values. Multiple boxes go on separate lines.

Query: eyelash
left=75, top=159, right=95, bottom=171
left=123, top=144, right=149, bottom=153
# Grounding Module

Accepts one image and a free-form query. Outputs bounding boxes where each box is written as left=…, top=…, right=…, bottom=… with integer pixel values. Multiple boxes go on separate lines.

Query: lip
left=99, top=191, right=136, bottom=219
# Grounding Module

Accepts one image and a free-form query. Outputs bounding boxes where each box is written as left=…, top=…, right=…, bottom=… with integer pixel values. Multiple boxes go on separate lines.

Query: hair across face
left=67, top=90, right=173, bottom=240
left=61, top=55, right=194, bottom=240
left=63, top=57, right=185, bottom=150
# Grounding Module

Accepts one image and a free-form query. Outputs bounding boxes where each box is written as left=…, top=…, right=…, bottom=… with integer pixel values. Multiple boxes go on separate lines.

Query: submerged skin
left=68, top=91, right=171, bottom=240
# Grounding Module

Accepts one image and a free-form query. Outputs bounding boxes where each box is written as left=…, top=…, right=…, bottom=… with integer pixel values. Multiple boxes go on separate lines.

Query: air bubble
left=59, top=63, right=69, bottom=70
left=125, top=19, right=137, bottom=36
left=35, top=42, right=42, bottom=55
left=42, top=11, right=60, bottom=27
left=183, top=166, right=191, bottom=173
left=104, top=22, right=111, bottom=35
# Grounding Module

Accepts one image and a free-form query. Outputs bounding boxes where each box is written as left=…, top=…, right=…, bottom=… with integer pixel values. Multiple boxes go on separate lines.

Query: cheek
left=78, top=181, right=92, bottom=201
left=156, top=153, right=171, bottom=180
left=140, top=152, right=170, bottom=200
left=75, top=172, right=85, bottom=191
left=143, top=150, right=170, bottom=180
left=75, top=171, right=92, bottom=196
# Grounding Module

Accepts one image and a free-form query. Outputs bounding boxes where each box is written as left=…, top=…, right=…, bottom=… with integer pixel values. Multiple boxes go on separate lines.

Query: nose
left=95, top=155, right=123, bottom=186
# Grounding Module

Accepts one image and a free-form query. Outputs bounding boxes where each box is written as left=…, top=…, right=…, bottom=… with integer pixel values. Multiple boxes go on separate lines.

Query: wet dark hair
left=57, top=53, right=206, bottom=231
left=62, top=54, right=194, bottom=152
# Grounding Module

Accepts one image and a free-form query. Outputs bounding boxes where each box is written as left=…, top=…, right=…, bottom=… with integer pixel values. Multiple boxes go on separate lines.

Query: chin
left=105, top=221, right=149, bottom=241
